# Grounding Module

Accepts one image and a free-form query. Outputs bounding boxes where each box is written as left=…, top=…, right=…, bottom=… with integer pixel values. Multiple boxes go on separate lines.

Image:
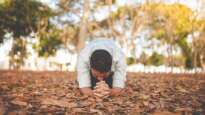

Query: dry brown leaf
left=72, top=108, right=87, bottom=113
left=139, top=94, right=150, bottom=100
left=90, top=108, right=104, bottom=115
left=41, top=98, right=77, bottom=108
left=0, top=98, right=5, bottom=115
left=176, top=86, right=189, bottom=93
left=11, top=100, right=27, bottom=106
left=0, top=71, right=204, bottom=114
left=143, top=101, right=149, bottom=106
left=175, top=107, right=192, bottom=112
left=153, top=111, right=181, bottom=115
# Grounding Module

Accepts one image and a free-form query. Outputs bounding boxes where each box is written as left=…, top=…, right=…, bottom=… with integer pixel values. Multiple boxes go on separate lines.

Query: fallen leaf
left=11, top=100, right=27, bottom=106
left=90, top=108, right=104, bottom=115
left=41, top=98, right=77, bottom=108
left=153, top=111, right=181, bottom=115
left=0, top=71, right=204, bottom=114
left=0, top=98, right=5, bottom=115
left=175, top=107, right=192, bottom=112
left=143, top=101, right=149, bottom=106
left=139, top=94, right=150, bottom=100
left=73, top=108, right=86, bottom=113
left=176, top=86, right=189, bottom=93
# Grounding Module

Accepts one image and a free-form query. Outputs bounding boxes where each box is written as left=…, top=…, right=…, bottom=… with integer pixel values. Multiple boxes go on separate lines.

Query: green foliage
left=126, top=57, right=136, bottom=65
left=177, top=38, right=194, bottom=68
left=0, top=29, right=5, bottom=43
left=144, top=3, right=196, bottom=68
left=177, top=38, right=191, bottom=56
left=0, top=0, right=54, bottom=40
left=185, top=56, right=193, bottom=69
left=61, top=25, right=79, bottom=46
left=148, top=52, right=163, bottom=66
left=147, top=3, right=193, bottom=42
left=34, top=28, right=62, bottom=58
left=0, top=0, right=55, bottom=69
left=110, top=6, right=138, bottom=21
left=152, top=28, right=166, bottom=40
left=110, top=6, right=125, bottom=19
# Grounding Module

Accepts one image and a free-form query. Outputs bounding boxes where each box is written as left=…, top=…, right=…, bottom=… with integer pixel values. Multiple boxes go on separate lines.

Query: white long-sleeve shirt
left=77, top=39, right=127, bottom=88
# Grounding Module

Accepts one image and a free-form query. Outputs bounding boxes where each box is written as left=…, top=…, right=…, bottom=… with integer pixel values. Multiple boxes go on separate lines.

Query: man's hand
left=110, top=87, right=124, bottom=96
left=94, top=81, right=110, bottom=98
left=80, top=87, right=93, bottom=96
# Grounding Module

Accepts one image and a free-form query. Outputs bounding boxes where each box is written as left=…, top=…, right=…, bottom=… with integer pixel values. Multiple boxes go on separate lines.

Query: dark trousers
left=90, top=71, right=113, bottom=90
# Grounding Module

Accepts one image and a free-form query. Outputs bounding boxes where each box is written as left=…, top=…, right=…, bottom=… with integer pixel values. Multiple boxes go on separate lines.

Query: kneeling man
left=77, top=39, right=127, bottom=97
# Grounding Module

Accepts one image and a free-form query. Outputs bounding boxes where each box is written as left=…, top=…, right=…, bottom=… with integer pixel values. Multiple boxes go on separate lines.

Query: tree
left=8, top=38, right=27, bottom=69
left=77, top=0, right=89, bottom=52
left=56, top=0, right=142, bottom=56
left=190, top=0, right=205, bottom=70
left=34, top=27, right=63, bottom=58
left=0, top=0, right=55, bottom=69
left=144, top=3, right=194, bottom=68
left=192, top=20, right=205, bottom=69
left=103, top=1, right=144, bottom=58
left=56, top=0, right=91, bottom=53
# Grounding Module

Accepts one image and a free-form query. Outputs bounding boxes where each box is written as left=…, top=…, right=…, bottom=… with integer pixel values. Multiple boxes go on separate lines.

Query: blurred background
left=0, top=0, right=205, bottom=73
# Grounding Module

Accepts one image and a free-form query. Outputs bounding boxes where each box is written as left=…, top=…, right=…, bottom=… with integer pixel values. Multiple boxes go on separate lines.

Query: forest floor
left=0, top=70, right=205, bottom=115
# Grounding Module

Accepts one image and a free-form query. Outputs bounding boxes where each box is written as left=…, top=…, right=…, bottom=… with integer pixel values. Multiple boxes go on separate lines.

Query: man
left=77, top=39, right=127, bottom=97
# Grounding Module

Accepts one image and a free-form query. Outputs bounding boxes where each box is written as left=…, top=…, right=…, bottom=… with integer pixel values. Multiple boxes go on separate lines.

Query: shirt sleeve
left=76, top=48, right=91, bottom=88
left=112, top=50, right=127, bottom=88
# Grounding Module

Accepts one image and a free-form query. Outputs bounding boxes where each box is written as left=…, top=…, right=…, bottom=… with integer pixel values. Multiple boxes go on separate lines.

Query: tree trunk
left=77, top=0, right=89, bottom=53
left=200, top=55, right=205, bottom=69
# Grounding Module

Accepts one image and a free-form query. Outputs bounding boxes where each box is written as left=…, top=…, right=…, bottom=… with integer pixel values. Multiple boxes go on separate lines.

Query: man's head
left=90, top=49, right=112, bottom=81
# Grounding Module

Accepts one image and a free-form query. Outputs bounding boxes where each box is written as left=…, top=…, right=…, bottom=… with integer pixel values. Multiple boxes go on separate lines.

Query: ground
left=0, top=70, right=205, bottom=115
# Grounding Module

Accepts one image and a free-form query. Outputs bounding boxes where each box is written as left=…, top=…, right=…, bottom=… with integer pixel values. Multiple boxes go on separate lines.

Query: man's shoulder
left=89, top=38, right=115, bottom=44
left=89, top=39, right=120, bottom=49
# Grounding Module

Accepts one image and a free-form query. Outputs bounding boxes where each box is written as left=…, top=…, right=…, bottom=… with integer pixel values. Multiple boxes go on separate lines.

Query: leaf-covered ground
left=0, top=70, right=205, bottom=115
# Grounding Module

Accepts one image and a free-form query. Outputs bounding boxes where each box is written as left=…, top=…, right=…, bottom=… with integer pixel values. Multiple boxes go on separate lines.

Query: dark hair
left=90, top=49, right=112, bottom=72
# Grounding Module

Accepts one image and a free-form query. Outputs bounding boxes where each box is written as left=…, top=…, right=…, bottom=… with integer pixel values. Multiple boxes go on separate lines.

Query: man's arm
left=111, top=50, right=127, bottom=96
left=77, top=48, right=93, bottom=95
